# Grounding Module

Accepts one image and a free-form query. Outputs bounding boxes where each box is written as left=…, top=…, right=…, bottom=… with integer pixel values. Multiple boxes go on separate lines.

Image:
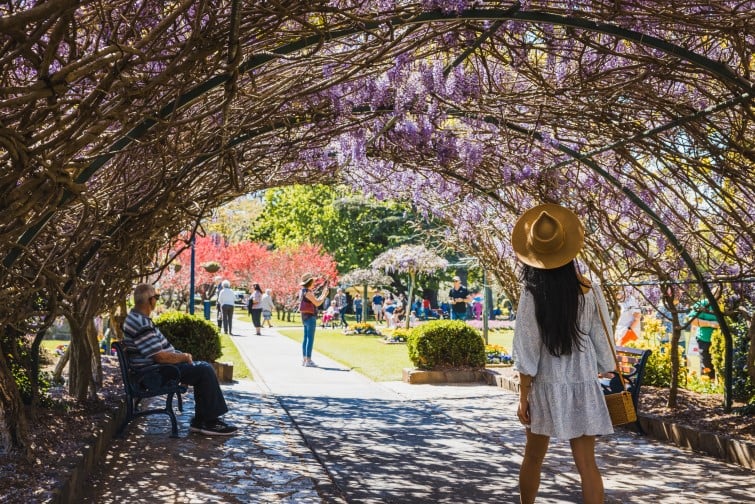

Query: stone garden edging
left=493, top=371, right=755, bottom=470
left=50, top=399, right=127, bottom=504
left=402, top=367, right=499, bottom=385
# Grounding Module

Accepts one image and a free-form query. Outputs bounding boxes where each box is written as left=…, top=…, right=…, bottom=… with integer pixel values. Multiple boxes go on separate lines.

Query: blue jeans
left=450, top=310, right=467, bottom=321
left=302, top=315, right=316, bottom=358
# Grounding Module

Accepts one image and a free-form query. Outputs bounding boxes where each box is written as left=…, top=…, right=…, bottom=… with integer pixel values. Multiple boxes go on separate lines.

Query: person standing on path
left=299, top=273, right=329, bottom=367
left=511, top=204, right=616, bottom=504
left=247, top=283, right=263, bottom=335
left=123, top=283, right=237, bottom=435
left=217, top=280, right=237, bottom=335
left=333, top=287, right=348, bottom=328
left=448, top=276, right=471, bottom=321
left=260, top=288, right=275, bottom=328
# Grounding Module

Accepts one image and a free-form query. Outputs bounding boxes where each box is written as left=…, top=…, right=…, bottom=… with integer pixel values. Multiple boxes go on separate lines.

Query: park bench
left=112, top=341, right=187, bottom=438
left=601, top=345, right=652, bottom=434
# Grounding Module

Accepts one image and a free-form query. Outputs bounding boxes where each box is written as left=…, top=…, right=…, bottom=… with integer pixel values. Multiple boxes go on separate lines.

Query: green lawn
left=219, top=332, right=252, bottom=380
left=277, top=325, right=515, bottom=382
left=278, top=327, right=412, bottom=381
left=486, top=330, right=514, bottom=352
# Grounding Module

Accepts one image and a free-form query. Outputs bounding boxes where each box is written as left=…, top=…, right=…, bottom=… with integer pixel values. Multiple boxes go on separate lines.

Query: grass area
left=278, top=327, right=413, bottom=381
left=485, top=330, right=514, bottom=352
left=41, top=339, right=67, bottom=353
left=277, top=324, right=516, bottom=381
left=218, top=332, right=252, bottom=380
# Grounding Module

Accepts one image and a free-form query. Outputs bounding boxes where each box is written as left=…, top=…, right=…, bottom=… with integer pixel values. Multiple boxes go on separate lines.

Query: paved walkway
left=84, top=319, right=755, bottom=503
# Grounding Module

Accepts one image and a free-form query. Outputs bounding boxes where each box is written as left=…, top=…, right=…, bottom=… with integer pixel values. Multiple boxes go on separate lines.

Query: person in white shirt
left=216, top=280, right=237, bottom=335
left=614, top=290, right=642, bottom=344
left=260, top=289, right=275, bottom=328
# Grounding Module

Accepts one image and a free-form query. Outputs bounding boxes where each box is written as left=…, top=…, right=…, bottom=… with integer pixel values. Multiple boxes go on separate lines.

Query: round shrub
left=154, top=311, right=222, bottom=363
left=407, top=320, right=485, bottom=370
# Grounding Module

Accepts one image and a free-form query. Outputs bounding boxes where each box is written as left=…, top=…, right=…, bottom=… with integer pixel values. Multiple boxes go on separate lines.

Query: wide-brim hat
left=511, top=203, right=584, bottom=269
left=300, top=273, right=316, bottom=286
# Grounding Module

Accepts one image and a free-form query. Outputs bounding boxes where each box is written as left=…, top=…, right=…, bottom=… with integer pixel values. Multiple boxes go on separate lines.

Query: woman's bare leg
left=569, top=435, right=604, bottom=504
left=520, top=429, right=550, bottom=504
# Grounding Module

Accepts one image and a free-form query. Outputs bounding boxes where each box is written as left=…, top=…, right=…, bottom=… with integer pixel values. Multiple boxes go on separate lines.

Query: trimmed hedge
left=407, top=320, right=486, bottom=370
left=154, top=311, right=222, bottom=363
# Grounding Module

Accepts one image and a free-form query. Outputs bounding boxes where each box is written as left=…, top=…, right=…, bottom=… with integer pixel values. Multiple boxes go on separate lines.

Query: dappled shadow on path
left=81, top=385, right=338, bottom=503
left=80, top=379, right=755, bottom=504
left=279, top=394, right=529, bottom=503
left=282, top=392, right=755, bottom=504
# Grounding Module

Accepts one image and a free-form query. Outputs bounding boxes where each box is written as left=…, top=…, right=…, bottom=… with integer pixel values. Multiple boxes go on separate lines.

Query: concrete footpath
left=84, top=319, right=755, bottom=503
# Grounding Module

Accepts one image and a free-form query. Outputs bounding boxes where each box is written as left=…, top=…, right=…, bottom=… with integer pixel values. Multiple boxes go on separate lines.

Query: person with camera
left=298, top=273, right=330, bottom=367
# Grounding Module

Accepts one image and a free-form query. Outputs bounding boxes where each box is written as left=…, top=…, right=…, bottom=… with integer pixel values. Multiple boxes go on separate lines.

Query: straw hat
left=511, top=204, right=584, bottom=269
left=300, top=273, right=316, bottom=286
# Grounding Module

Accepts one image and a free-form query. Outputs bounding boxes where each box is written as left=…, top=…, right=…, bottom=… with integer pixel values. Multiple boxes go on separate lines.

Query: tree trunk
left=668, top=322, right=681, bottom=408
left=747, top=311, right=755, bottom=386
left=362, top=285, right=368, bottom=323
left=0, top=342, right=30, bottom=458
left=405, top=272, right=415, bottom=329
left=67, top=316, right=94, bottom=401
left=87, top=318, right=102, bottom=391
left=53, top=345, right=70, bottom=384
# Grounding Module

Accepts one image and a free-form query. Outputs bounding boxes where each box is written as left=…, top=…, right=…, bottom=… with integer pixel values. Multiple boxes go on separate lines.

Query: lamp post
left=189, top=236, right=195, bottom=315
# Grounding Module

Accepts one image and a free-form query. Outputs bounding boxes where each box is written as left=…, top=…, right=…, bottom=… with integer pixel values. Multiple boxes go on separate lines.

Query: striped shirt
left=122, top=309, right=176, bottom=368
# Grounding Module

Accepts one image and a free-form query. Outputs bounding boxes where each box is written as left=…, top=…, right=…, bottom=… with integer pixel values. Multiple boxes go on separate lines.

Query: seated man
left=122, top=283, right=238, bottom=436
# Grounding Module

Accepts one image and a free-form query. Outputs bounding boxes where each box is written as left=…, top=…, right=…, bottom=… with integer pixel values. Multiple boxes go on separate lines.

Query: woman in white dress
left=511, top=204, right=617, bottom=504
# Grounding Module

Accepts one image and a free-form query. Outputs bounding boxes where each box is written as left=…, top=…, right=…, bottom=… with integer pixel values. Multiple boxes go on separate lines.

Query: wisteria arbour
left=0, top=0, right=752, bottom=454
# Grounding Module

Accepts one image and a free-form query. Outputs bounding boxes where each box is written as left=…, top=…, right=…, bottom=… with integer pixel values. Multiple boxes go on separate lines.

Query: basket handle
left=594, top=293, right=629, bottom=390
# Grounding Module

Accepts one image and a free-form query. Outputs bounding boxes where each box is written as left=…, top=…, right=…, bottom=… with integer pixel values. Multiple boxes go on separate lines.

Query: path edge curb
left=49, top=399, right=127, bottom=503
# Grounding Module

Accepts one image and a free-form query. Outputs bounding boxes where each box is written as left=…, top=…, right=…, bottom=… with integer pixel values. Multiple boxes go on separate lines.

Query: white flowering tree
left=339, top=268, right=394, bottom=323
left=371, top=245, right=449, bottom=328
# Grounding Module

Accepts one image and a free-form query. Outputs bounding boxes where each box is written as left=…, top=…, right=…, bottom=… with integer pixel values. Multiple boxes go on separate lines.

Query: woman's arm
left=517, top=373, right=533, bottom=426
left=306, top=282, right=330, bottom=307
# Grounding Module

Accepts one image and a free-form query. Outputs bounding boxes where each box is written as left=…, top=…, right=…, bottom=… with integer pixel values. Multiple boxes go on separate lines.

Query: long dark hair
left=520, top=261, right=586, bottom=357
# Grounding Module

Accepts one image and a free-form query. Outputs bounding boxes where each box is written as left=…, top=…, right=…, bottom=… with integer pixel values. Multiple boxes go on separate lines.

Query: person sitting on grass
left=123, top=283, right=238, bottom=436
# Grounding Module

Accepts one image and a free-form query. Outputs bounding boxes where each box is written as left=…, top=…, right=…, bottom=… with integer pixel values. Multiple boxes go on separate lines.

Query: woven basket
left=605, top=390, right=637, bottom=426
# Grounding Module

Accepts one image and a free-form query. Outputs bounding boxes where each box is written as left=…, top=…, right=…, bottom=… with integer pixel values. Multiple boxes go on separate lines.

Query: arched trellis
left=56, top=92, right=745, bottom=408
left=4, top=6, right=752, bottom=268
left=4, top=5, right=748, bottom=409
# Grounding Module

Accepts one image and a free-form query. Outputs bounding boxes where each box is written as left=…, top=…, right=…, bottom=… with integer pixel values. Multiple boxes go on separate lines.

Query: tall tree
left=250, top=185, right=425, bottom=273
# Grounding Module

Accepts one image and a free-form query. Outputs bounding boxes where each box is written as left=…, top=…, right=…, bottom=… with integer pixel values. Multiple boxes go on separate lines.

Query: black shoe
left=193, top=419, right=238, bottom=436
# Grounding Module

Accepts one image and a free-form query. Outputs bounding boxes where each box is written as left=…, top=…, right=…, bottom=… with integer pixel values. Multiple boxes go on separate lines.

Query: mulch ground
left=1, top=357, right=123, bottom=504
left=1, top=363, right=753, bottom=503
left=639, top=385, right=755, bottom=443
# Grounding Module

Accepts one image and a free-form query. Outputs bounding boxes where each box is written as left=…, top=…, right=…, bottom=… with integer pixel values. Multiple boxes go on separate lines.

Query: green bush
left=727, top=312, right=755, bottom=402
left=626, top=341, right=685, bottom=387
left=154, top=311, right=222, bottom=363
left=407, top=320, right=485, bottom=370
